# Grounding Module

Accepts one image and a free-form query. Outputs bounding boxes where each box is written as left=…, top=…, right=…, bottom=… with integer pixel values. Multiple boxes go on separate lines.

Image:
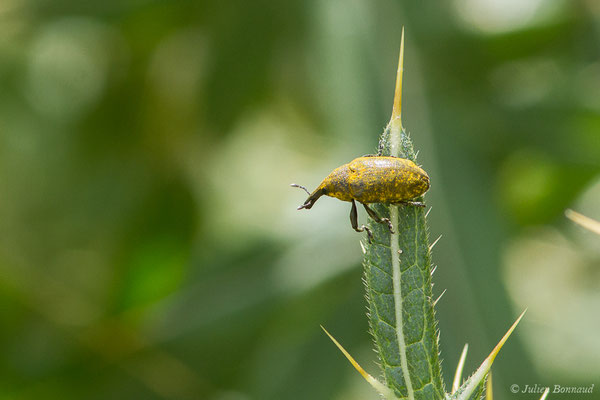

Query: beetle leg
left=362, top=203, right=394, bottom=234
left=377, top=139, right=384, bottom=156
left=396, top=200, right=426, bottom=208
left=350, top=200, right=373, bottom=243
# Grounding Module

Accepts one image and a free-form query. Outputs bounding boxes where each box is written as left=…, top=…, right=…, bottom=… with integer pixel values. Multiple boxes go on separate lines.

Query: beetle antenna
left=290, top=183, right=311, bottom=196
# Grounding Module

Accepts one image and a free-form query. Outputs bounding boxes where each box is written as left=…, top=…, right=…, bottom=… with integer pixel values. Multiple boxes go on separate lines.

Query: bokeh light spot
left=24, top=18, right=115, bottom=120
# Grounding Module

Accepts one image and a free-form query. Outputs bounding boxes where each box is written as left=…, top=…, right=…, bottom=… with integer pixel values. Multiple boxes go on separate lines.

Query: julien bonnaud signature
left=511, top=383, right=595, bottom=395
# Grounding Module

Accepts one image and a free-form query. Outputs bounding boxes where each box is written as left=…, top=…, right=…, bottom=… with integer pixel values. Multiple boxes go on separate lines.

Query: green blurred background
left=1, top=0, right=599, bottom=399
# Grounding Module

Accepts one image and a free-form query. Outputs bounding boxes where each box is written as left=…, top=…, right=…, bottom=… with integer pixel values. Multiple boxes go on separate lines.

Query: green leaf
left=362, top=31, right=444, bottom=399
left=357, top=30, right=526, bottom=400
left=363, top=126, right=444, bottom=400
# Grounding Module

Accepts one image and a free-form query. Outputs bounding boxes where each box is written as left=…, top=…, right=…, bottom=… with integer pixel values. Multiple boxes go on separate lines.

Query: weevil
left=291, top=154, right=430, bottom=242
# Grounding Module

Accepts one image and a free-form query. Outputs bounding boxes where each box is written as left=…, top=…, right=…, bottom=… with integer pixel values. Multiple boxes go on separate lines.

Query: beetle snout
left=297, top=198, right=315, bottom=210
left=294, top=188, right=325, bottom=210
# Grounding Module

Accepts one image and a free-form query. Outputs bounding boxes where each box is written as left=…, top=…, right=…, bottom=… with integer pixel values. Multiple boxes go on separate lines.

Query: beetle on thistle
left=291, top=153, right=430, bottom=242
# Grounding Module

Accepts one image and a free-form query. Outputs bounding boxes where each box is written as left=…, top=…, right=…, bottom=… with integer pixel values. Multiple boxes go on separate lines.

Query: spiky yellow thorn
left=455, top=309, right=527, bottom=400
left=452, top=344, right=469, bottom=394
left=539, top=387, right=550, bottom=400
left=433, top=289, right=447, bottom=307
left=321, top=326, right=396, bottom=399
left=429, top=235, right=442, bottom=251
left=486, top=372, right=493, bottom=400
left=565, top=209, right=600, bottom=235
left=390, top=26, right=405, bottom=131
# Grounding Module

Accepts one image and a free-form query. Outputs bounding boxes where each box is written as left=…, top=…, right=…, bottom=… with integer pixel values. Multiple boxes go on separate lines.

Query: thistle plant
left=321, top=29, right=542, bottom=400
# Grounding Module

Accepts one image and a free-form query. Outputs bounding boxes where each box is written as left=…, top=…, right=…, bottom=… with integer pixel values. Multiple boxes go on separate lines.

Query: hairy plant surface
left=336, top=31, right=527, bottom=400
